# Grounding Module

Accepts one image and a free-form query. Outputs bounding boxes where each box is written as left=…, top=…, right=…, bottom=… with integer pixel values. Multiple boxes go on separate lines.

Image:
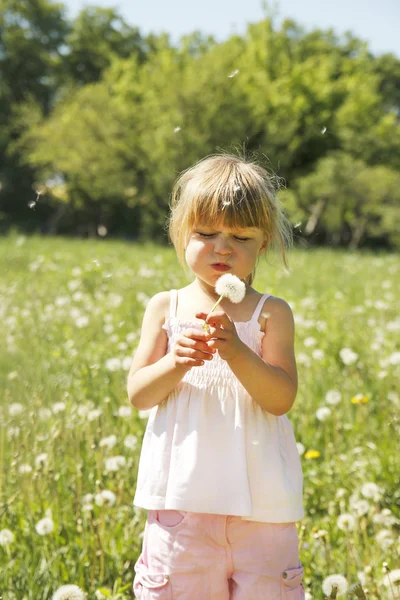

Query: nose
left=214, top=236, right=232, bottom=255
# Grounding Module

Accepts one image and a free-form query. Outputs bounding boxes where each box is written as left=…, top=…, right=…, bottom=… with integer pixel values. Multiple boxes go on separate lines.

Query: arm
left=127, top=292, right=214, bottom=410
left=196, top=298, right=298, bottom=416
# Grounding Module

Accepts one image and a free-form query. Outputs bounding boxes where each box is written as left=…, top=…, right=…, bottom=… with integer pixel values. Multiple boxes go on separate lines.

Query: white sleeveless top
left=133, top=290, right=304, bottom=522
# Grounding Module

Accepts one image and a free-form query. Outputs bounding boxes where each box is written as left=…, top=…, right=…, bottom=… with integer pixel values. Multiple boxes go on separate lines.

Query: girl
left=127, top=154, right=304, bottom=599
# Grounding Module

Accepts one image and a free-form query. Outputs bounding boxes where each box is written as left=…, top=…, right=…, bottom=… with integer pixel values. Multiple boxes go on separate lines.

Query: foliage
left=0, top=2, right=399, bottom=248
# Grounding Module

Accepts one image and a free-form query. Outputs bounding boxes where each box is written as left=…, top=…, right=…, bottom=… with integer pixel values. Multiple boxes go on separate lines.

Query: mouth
left=211, top=263, right=231, bottom=272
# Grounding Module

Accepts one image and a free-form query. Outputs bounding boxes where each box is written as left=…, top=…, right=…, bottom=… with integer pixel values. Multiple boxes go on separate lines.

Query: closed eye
left=234, top=236, right=250, bottom=242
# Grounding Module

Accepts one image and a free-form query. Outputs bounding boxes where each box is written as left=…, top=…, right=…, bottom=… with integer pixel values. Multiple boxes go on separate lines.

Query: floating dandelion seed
left=228, top=69, right=239, bottom=78
left=28, top=189, right=43, bottom=210
left=174, top=126, right=181, bottom=133
left=321, top=126, right=327, bottom=134
left=202, top=274, right=246, bottom=332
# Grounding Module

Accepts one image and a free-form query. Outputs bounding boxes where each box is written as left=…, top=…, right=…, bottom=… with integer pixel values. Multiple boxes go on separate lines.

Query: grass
left=0, top=233, right=399, bottom=599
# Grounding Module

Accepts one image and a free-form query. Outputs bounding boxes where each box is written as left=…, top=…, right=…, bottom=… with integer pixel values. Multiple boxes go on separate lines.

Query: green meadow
left=0, top=234, right=399, bottom=600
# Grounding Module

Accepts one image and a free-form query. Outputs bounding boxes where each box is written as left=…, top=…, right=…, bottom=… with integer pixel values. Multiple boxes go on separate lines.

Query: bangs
left=188, top=187, right=269, bottom=232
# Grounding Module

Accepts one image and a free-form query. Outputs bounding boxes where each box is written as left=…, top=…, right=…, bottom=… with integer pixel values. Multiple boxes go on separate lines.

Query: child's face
left=185, top=221, right=266, bottom=287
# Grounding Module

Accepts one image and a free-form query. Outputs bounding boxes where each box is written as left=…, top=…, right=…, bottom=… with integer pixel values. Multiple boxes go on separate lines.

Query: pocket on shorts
left=281, top=564, right=305, bottom=599
left=149, top=509, right=189, bottom=531
left=133, top=553, right=171, bottom=599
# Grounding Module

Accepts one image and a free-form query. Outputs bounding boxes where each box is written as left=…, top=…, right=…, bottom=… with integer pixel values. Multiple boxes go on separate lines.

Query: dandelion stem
left=202, top=295, right=223, bottom=331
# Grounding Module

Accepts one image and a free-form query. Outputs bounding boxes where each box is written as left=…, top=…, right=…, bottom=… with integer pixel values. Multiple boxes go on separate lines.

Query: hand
left=172, top=328, right=216, bottom=371
left=195, top=311, right=244, bottom=362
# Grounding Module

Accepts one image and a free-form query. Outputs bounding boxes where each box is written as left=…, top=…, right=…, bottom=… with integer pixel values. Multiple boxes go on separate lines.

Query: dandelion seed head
left=322, top=574, right=348, bottom=597
left=215, top=274, right=246, bottom=303
left=0, top=529, right=15, bottom=546
left=95, top=490, right=116, bottom=507
left=361, top=482, right=381, bottom=500
left=337, top=513, right=355, bottom=531
left=316, top=407, right=331, bottom=421
left=35, top=517, right=54, bottom=535
left=52, top=584, right=86, bottom=600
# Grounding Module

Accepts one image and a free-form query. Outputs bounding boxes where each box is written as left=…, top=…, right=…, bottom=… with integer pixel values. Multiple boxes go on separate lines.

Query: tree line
left=1, top=0, right=400, bottom=249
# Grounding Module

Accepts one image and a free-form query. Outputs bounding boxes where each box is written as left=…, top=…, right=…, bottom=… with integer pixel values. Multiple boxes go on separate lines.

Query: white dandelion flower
left=388, top=351, right=400, bottom=365
left=361, top=482, right=381, bottom=500
left=38, top=407, right=52, bottom=420
left=9, top=402, right=23, bottom=417
left=322, top=574, right=348, bottom=597
left=52, top=584, right=86, bottom=600
left=8, top=426, right=20, bottom=438
left=381, top=569, right=400, bottom=596
left=124, top=434, right=138, bottom=450
left=75, top=316, right=89, bottom=328
left=312, top=349, right=325, bottom=360
left=296, top=442, right=305, bottom=456
left=81, top=494, right=94, bottom=511
left=0, top=529, right=15, bottom=546
left=99, top=435, right=117, bottom=449
left=105, top=357, right=122, bottom=371
left=215, top=274, right=246, bottom=303
left=339, top=347, right=358, bottom=365
left=19, top=463, right=33, bottom=474
left=35, top=453, right=49, bottom=468
left=36, top=517, right=54, bottom=535
left=326, top=390, right=342, bottom=405
left=350, top=499, right=370, bottom=517
left=87, top=408, right=102, bottom=421
left=357, top=572, right=367, bottom=587
left=95, top=490, right=116, bottom=507
left=376, top=529, right=394, bottom=550
left=105, top=455, right=126, bottom=472
left=117, top=406, right=132, bottom=418
left=337, top=513, right=355, bottom=531
left=52, top=402, right=66, bottom=414
left=316, top=407, right=331, bottom=421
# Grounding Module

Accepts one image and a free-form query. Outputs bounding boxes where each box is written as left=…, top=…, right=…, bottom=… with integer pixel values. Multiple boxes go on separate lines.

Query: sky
left=64, top=0, right=400, bottom=58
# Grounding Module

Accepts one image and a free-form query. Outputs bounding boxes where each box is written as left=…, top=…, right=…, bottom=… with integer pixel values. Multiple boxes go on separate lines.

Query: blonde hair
left=168, top=154, right=293, bottom=284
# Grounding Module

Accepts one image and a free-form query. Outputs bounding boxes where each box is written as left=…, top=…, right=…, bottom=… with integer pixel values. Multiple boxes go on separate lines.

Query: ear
left=258, top=240, right=267, bottom=255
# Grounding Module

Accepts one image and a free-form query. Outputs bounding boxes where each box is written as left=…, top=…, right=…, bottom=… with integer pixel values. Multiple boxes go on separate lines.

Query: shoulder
left=261, top=295, right=295, bottom=333
left=142, top=291, right=171, bottom=324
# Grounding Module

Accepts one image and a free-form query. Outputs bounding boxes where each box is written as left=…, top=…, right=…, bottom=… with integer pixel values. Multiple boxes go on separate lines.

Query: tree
left=63, top=6, right=146, bottom=85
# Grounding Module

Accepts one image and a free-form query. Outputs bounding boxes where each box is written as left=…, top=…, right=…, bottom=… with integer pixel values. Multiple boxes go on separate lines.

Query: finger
left=206, top=327, right=228, bottom=340
left=175, top=346, right=214, bottom=361
left=183, top=328, right=211, bottom=341
left=200, top=312, right=232, bottom=329
left=179, top=334, right=215, bottom=353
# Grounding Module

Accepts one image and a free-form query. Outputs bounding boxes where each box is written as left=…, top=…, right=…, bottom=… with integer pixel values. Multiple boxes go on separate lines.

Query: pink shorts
left=133, top=510, right=304, bottom=599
